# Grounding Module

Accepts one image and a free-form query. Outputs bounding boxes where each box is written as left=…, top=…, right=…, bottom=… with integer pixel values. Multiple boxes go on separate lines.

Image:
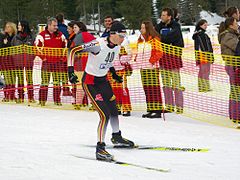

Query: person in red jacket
left=35, top=17, right=67, bottom=106
left=108, top=46, right=132, bottom=116
left=70, top=21, right=96, bottom=109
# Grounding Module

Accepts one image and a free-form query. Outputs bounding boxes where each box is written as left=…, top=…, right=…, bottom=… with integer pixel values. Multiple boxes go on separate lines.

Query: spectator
left=218, top=17, right=240, bottom=125
left=136, top=21, right=163, bottom=118
left=192, top=19, right=214, bottom=92
left=11, top=20, right=35, bottom=103
left=70, top=21, right=95, bottom=109
left=155, top=7, right=184, bottom=114
left=35, top=17, right=67, bottom=106
left=108, top=46, right=133, bottom=117
left=0, top=22, right=17, bottom=102
left=172, top=8, right=180, bottom=22
left=101, top=15, right=113, bottom=37
left=221, top=7, right=240, bottom=31
left=67, top=21, right=76, bottom=48
left=56, top=13, right=69, bottom=39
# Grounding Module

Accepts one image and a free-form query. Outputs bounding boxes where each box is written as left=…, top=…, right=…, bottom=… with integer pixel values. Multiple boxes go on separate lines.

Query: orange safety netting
left=0, top=42, right=240, bottom=128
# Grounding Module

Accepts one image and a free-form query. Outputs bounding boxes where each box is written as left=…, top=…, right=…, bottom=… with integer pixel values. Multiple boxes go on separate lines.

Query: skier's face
left=110, top=33, right=126, bottom=45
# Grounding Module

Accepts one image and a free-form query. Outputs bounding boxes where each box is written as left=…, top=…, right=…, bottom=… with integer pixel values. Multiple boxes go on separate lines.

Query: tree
left=116, top=0, right=152, bottom=29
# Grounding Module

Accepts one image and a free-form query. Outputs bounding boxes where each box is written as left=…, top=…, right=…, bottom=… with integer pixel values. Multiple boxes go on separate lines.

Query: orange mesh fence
left=0, top=42, right=239, bottom=128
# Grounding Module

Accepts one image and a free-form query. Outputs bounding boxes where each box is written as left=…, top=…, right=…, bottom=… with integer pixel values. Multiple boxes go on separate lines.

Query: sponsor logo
left=95, top=94, right=103, bottom=101
left=99, top=63, right=112, bottom=69
left=83, top=42, right=99, bottom=50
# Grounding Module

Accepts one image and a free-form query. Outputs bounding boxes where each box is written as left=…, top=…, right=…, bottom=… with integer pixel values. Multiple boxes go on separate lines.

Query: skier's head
left=109, top=21, right=126, bottom=45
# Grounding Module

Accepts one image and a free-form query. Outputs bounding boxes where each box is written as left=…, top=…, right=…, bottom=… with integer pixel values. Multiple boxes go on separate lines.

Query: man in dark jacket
left=101, top=16, right=113, bottom=37
left=155, top=7, right=184, bottom=114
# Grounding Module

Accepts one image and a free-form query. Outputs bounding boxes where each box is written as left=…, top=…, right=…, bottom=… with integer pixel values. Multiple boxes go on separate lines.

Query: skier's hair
left=195, top=19, right=208, bottom=31
left=223, top=7, right=238, bottom=18
left=219, top=17, right=236, bottom=34
left=162, top=8, right=174, bottom=17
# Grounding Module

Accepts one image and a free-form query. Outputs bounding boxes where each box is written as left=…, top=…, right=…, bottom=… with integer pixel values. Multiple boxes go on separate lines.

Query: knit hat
left=110, top=21, right=126, bottom=34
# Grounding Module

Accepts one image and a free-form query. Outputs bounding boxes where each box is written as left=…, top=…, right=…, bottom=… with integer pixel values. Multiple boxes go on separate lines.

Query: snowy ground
left=0, top=104, right=240, bottom=180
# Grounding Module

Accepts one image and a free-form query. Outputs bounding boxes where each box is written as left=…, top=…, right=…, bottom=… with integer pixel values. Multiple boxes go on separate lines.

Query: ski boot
left=96, top=142, right=114, bottom=161
left=111, top=131, right=135, bottom=148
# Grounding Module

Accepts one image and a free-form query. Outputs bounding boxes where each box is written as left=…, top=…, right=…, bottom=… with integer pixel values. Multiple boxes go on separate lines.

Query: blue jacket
left=101, top=29, right=110, bottom=37
left=58, top=23, right=69, bottom=39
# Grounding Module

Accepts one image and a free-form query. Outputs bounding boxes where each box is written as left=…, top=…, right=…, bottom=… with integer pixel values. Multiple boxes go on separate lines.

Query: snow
left=0, top=104, right=240, bottom=180
left=200, top=10, right=225, bottom=25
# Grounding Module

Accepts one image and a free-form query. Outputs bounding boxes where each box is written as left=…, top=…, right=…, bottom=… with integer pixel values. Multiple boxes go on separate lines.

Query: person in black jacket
left=11, top=20, right=35, bottom=103
left=0, top=22, right=17, bottom=102
left=192, top=19, right=214, bottom=92
left=101, top=15, right=113, bottom=37
left=155, top=8, right=184, bottom=114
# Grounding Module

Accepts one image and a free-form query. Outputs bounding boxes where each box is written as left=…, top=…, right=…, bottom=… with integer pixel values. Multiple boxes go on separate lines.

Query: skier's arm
left=67, top=40, right=100, bottom=66
left=67, top=40, right=100, bottom=84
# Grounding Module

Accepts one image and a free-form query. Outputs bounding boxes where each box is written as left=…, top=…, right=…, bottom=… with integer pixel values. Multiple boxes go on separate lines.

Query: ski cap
left=110, top=21, right=126, bottom=34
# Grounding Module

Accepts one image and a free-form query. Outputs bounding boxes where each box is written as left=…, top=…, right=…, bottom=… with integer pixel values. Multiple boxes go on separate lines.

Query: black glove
left=68, top=66, right=79, bottom=84
left=109, top=67, right=123, bottom=83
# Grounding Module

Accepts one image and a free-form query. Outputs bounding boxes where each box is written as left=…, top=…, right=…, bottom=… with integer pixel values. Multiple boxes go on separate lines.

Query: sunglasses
left=116, top=32, right=126, bottom=38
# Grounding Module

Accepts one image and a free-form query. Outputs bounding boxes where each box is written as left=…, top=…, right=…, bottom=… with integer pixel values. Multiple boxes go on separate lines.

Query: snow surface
left=0, top=104, right=240, bottom=180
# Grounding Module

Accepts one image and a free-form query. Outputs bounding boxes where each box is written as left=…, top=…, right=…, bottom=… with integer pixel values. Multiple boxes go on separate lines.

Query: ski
left=119, top=145, right=209, bottom=152
left=71, top=155, right=170, bottom=173
left=82, top=144, right=209, bottom=152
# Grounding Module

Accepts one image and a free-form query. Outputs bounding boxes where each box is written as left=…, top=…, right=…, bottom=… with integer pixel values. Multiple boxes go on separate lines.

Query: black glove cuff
left=109, top=66, right=116, bottom=74
left=68, top=66, right=74, bottom=73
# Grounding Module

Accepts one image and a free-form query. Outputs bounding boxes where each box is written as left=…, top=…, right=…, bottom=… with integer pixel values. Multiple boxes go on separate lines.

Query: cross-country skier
left=67, top=21, right=135, bottom=161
